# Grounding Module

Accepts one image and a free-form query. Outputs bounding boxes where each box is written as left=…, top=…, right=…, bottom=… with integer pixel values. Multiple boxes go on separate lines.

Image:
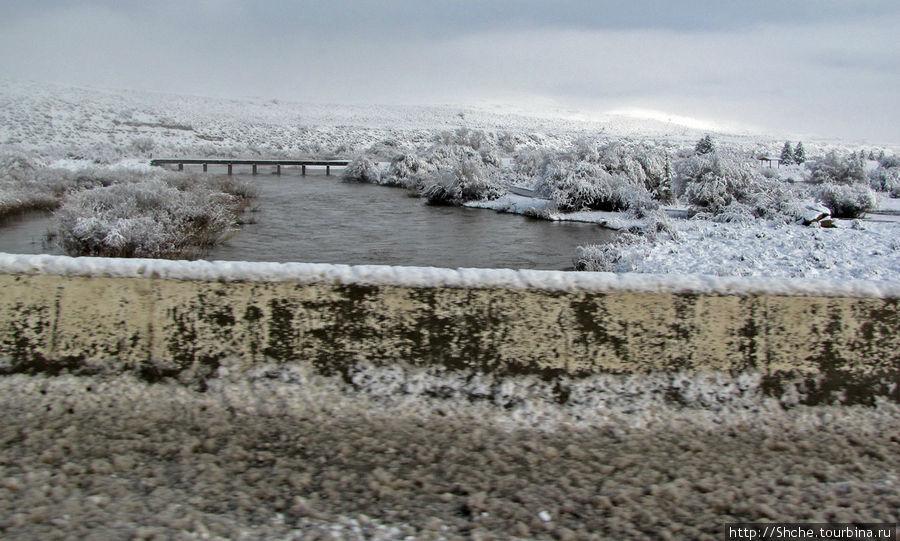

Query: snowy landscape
left=2, top=1, right=900, bottom=537
left=0, top=78, right=898, bottom=281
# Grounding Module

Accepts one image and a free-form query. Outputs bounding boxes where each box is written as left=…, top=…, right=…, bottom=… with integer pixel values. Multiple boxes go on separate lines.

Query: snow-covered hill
left=2, top=78, right=869, bottom=165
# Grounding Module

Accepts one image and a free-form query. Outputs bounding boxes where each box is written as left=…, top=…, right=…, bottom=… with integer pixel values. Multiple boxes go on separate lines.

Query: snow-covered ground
left=470, top=194, right=900, bottom=281
left=600, top=218, right=898, bottom=281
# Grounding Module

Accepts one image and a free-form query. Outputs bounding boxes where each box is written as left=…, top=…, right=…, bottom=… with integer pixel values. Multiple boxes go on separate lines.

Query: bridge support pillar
left=202, top=163, right=207, bottom=172
left=252, top=164, right=257, bottom=175
left=326, top=165, right=331, bottom=176
left=178, top=163, right=183, bottom=171
left=227, top=164, right=232, bottom=175
left=276, top=164, right=281, bottom=175
left=302, top=165, right=306, bottom=176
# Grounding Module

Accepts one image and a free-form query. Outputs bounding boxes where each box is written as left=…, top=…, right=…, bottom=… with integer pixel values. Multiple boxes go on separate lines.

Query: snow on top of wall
left=1, top=252, right=897, bottom=299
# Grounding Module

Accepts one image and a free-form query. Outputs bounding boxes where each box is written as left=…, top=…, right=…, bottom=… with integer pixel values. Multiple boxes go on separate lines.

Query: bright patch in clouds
left=605, top=108, right=723, bottom=133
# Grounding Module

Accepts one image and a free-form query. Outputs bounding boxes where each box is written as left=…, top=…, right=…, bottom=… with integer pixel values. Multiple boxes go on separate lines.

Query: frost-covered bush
left=0, top=152, right=57, bottom=217
left=0, top=153, right=143, bottom=218
left=809, top=151, right=867, bottom=185
left=364, top=139, right=412, bottom=162
left=514, top=141, right=668, bottom=204
left=512, top=149, right=554, bottom=187
left=677, top=152, right=768, bottom=214
left=680, top=161, right=752, bottom=209
left=747, top=183, right=817, bottom=224
left=879, top=155, right=900, bottom=169
left=575, top=208, right=680, bottom=272
left=436, top=128, right=495, bottom=153
left=422, top=173, right=457, bottom=206
left=868, top=164, right=900, bottom=195
left=630, top=208, right=678, bottom=241
left=414, top=141, right=504, bottom=204
left=381, top=153, right=431, bottom=189
left=423, top=158, right=503, bottom=206
left=362, top=132, right=505, bottom=201
left=341, top=156, right=381, bottom=184
left=574, top=234, right=644, bottom=272
left=130, top=136, right=155, bottom=155
left=694, top=134, right=716, bottom=155
left=816, top=184, right=878, bottom=219
left=694, top=202, right=756, bottom=224
left=537, top=161, right=656, bottom=213
left=591, top=142, right=668, bottom=196
left=54, top=174, right=254, bottom=259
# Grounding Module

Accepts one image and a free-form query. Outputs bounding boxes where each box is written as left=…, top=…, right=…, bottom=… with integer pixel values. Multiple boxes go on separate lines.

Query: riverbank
left=1, top=368, right=897, bottom=540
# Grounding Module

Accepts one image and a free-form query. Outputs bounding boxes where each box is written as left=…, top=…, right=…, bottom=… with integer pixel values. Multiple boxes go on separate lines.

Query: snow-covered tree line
left=345, top=131, right=896, bottom=223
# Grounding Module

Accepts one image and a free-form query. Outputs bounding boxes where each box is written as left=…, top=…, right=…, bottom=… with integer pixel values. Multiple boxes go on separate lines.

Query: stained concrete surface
left=2, top=273, right=898, bottom=405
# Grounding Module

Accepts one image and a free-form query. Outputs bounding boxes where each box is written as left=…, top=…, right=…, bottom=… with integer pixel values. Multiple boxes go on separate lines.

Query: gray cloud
left=0, top=1, right=898, bottom=142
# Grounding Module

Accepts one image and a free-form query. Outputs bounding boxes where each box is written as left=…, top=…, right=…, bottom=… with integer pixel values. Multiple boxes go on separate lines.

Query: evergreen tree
left=780, top=141, right=794, bottom=165
left=695, top=134, right=715, bottom=155
left=793, top=141, right=806, bottom=164
left=868, top=150, right=876, bottom=160
left=657, top=154, right=674, bottom=203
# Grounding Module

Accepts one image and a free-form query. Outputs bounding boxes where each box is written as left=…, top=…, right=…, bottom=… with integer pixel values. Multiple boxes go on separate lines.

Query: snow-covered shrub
left=423, top=158, right=503, bottom=206
left=630, top=208, right=678, bottom=241
left=205, top=174, right=259, bottom=200
left=677, top=152, right=766, bottom=214
left=422, top=172, right=457, bottom=206
left=381, top=153, right=430, bottom=189
left=453, top=159, right=502, bottom=202
left=364, top=139, right=412, bottom=161
left=341, top=156, right=381, bottom=184
left=696, top=202, right=756, bottom=224
left=879, top=155, right=900, bottom=169
left=436, top=128, right=495, bottom=153
left=572, top=136, right=600, bottom=162
left=574, top=234, right=644, bottom=272
left=591, top=142, right=668, bottom=196
left=416, top=141, right=504, bottom=204
left=0, top=153, right=148, bottom=218
left=54, top=174, right=254, bottom=259
left=536, top=160, right=657, bottom=213
left=809, top=151, right=867, bottom=184
left=512, top=149, right=554, bottom=187
left=694, top=134, right=716, bottom=155
left=868, top=165, right=900, bottom=195
left=130, top=136, right=155, bottom=155
left=816, top=184, right=878, bottom=218
left=0, top=152, right=56, bottom=217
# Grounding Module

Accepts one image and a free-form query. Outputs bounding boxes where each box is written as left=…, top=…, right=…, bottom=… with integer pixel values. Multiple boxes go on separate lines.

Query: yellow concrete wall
left=1, top=272, right=898, bottom=404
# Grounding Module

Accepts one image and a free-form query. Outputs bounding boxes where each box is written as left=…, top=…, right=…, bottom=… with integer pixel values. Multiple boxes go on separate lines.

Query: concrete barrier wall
left=1, top=255, right=898, bottom=404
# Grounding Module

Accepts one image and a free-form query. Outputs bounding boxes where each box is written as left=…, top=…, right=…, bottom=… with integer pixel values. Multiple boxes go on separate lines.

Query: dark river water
left=0, top=169, right=613, bottom=270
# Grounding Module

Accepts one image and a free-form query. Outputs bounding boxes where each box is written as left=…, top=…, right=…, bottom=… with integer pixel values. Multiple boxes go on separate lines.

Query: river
left=0, top=169, right=613, bottom=270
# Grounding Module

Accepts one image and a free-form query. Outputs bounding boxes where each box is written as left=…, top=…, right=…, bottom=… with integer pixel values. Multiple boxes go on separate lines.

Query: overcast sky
left=2, top=0, right=898, bottom=143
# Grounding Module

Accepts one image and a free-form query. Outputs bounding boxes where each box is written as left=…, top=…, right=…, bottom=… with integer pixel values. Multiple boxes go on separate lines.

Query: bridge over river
left=150, top=158, right=350, bottom=176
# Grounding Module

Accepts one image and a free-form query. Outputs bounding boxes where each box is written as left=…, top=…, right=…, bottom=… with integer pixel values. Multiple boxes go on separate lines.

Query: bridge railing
left=1, top=254, right=898, bottom=405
